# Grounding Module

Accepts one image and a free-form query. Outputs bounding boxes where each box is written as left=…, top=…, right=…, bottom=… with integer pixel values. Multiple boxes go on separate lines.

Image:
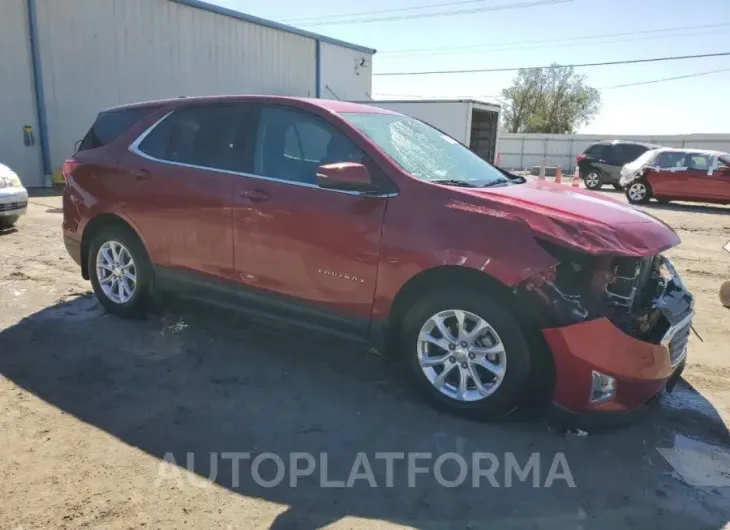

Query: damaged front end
left=619, top=148, right=660, bottom=187
left=517, top=240, right=694, bottom=415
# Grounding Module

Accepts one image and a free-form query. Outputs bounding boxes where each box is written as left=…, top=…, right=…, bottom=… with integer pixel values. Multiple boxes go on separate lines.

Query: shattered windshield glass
left=341, top=112, right=511, bottom=188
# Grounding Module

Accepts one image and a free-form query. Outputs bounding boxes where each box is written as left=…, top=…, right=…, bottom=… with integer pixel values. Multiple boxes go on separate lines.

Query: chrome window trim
left=661, top=310, right=693, bottom=366
left=127, top=110, right=398, bottom=199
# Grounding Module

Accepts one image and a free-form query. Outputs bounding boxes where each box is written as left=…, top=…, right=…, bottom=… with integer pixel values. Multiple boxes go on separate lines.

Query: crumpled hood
left=456, top=179, right=679, bottom=256
left=619, top=149, right=660, bottom=186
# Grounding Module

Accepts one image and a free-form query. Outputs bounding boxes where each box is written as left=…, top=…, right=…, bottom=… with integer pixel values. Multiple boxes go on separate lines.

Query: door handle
left=132, top=169, right=150, bottom=180
left=598, top=159, right=607, bottom=163
left=239, top=188, right=271, bottom=203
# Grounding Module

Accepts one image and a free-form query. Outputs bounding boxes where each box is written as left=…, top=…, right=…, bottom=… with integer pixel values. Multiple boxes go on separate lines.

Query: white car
left=0, top=163, right=28, bottom=229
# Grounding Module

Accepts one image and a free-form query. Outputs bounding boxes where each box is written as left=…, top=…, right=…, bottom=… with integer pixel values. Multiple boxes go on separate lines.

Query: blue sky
left=215, top=0, right=730, bottom=134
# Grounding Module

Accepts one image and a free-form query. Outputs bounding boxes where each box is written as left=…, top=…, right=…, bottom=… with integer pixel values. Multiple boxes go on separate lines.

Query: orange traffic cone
left=572, top=166, right=581, bottom=187
left=555, top=166, right=562, bottom=184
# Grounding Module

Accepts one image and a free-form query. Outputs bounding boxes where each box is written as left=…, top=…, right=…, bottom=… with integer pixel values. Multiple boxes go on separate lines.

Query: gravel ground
left=1, top=191, right=729, bottom=529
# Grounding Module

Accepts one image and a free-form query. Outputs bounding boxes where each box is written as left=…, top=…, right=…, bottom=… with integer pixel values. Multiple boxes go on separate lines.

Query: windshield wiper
left=479, top=179, right=511, bottom=188
left=431, top=179, right=478, bottom=188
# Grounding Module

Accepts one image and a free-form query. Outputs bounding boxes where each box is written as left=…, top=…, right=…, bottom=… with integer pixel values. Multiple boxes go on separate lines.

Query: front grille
left=605, top=256, right=655, bottom=310
left=605, top=255, right=693, bottom=361
left=0, top=201, right=27, bottom=212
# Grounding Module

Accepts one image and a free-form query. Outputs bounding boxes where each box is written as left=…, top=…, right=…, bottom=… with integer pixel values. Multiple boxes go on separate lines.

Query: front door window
left=253, top=107, right=364, bottom=186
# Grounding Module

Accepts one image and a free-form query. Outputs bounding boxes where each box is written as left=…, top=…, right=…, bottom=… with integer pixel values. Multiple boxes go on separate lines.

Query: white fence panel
left=497, top=133, right=730, bottom=171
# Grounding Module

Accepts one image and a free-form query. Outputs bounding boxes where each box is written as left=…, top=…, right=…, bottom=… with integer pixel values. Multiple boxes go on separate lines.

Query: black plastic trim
left=155, top=266, right=372, bottom=343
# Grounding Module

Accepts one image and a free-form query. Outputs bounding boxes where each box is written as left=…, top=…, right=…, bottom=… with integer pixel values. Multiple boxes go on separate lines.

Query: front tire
left=88, top=226, right=152, bottom=318
left=626, top=181, right=652, bottom=204
left=583, top=171, right=603, bottom=190
left=0, top=215, right=19, bottom=230
left=398, top=288, right=532, bottom=420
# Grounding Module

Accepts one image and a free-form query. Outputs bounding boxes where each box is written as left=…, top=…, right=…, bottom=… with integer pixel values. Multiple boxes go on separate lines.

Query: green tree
left=500, top=65, right=600, bottom=133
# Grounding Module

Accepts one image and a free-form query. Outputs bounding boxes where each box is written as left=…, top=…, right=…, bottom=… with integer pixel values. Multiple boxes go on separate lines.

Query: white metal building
left=366, top=100, right=501, bottom=162
left=1, top=0, right=376, bottom=187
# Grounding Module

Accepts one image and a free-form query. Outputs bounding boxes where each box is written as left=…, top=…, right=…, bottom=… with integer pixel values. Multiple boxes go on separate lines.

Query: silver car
left=0, top=163, right=28, bottom=229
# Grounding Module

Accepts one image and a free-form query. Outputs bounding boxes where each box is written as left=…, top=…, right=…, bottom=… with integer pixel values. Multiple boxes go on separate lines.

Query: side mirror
left=316, top=162, right=373, bottom=192
left=717, top=166, right=730, bottom=176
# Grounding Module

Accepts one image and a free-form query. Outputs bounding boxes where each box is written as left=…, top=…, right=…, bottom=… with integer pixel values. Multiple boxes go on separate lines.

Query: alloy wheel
left=417, top=309, right=506, bottom=402
left=96, top=240, right=137, bottom=304
left=585, top=172, right=601, bottom=188
left=628, top=182, right=647, bottom=202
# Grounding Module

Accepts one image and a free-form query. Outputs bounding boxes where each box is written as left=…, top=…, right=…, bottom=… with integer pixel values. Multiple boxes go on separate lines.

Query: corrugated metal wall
left=34, top=0, right=317, bottom=177
left=0, top=1, right=44, bottom=186
left=498, top=133, right=730, bottom=171
left=319, top=42, right=372, bottom=101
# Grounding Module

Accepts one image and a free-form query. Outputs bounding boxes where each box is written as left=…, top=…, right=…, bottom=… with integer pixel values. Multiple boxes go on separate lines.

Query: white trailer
left=359, top=99, right=501, bottom=163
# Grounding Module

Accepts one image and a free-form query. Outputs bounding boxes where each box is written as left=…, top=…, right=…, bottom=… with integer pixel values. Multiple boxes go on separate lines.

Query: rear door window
left=78, top=107, right=157, bottom=151
left=138, top=105, right=250, bottom=172
left=617, top=144, right=648, bottom=164
left=685, top=153, right=712, bottom=171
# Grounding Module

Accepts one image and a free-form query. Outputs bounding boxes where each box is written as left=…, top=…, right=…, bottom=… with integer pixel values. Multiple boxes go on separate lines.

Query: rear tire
left=0, top=215, right=19, bottom=230
left=583, top=171, right=603, bottom=190
left=88, top=225, right=152, bottom=318
left=398, top=288, right=532, bottom=420
left=626, top=180, right=652, bottom=204
left=720, top=280, right=730, bottom=308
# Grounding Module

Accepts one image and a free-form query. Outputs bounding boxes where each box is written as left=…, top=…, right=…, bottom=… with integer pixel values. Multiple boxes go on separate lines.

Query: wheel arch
left=625, top=179, right=653, bottom=204
left=80, top=213, right=146, bottom=280
left=376, top=266, right=516, bottom=353
left=375, top=264, right=556, bottom=404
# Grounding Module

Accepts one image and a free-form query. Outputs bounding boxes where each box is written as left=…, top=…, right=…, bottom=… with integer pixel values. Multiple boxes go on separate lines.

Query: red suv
left=62, top=96, right=693, bottom=426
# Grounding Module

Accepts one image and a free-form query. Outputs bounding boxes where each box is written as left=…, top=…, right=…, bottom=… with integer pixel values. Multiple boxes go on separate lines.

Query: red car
left=62, top=96, right=693, bottom=426
left=622, top=147, right=730, bottom=205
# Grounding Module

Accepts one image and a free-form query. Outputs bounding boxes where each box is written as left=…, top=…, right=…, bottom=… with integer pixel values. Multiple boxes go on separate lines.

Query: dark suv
left=578, top=141, right=659, bottom=190
left=62, top=96, right=692, bottom=426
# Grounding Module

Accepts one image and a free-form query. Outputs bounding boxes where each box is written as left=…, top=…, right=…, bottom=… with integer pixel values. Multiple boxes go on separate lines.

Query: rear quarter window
left=78, top=107, right=158, bottom=151
left=583, top=144, right=608, bottom=158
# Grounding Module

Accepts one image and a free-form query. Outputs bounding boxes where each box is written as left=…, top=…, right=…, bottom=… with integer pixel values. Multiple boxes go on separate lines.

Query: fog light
left=590, top=371, right=616, bottom=403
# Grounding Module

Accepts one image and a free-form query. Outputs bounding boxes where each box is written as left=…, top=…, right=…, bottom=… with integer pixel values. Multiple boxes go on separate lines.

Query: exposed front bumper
left=0, top=187, right=28, bottom=217
left=543, top=313, right=690, bottom=420
left=64, top=236, right=82, bottom=267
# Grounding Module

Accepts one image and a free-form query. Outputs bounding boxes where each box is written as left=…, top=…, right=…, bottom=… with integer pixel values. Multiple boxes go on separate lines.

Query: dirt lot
left=1, top=191, right=730, bottom=529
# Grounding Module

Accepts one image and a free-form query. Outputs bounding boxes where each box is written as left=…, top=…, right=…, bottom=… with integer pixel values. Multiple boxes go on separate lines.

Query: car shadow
left=1, top=296, right=729, bottom=528
left=593, top=187, right=730, bottom=215
left=0, top=227, right=18, bottom=236
left=643, top=201, right=730, bottom=216
left=597, top=187, right=623, bottom=195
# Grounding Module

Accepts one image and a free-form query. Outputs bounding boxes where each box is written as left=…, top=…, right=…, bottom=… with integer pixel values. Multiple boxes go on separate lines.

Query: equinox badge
left=318, top=268, right=365, bottom=283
